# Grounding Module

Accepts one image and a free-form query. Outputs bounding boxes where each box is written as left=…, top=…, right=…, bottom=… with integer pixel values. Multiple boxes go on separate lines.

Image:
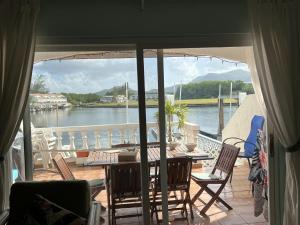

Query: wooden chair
left=109, top=162, right=142, bottom=225
left=191, top=143, right=240, bottom=215
left=52, top=153, right=105, bottom=200
left=151, top=157, right=193, bottom=223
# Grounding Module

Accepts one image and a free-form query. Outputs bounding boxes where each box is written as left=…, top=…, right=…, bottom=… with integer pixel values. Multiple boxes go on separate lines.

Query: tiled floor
left=34, top=163, right=269, bottom=225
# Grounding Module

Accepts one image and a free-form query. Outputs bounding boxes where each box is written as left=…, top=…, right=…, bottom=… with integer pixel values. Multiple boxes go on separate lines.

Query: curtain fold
left=248, top=0, right=300, bottom=224
left=0, top=0, right=39, bottom=210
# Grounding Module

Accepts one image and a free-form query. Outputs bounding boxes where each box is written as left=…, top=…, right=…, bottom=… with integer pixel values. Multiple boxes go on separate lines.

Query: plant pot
left=76, top=151, right=89, bottom=158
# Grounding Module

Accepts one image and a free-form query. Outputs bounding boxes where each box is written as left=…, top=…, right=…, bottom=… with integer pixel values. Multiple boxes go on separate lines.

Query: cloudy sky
left=32, top=57, right=249, bottom=93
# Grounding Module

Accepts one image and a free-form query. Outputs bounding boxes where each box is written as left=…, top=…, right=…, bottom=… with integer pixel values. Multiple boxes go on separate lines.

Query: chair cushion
left=192, top=172, right=222, bottom=180
left=7, top=194, right=86, bottom=225
left=88, top=179, right=105, bottom=188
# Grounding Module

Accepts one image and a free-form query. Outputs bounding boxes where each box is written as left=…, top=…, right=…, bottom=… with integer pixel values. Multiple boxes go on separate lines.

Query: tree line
left=61, top=93, right=99, bottom=104
left=175, top=80, right=254, bottom=99
left=30, top=75, right=254, bottom=104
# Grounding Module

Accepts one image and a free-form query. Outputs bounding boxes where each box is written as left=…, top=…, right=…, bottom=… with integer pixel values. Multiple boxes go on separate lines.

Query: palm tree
left=155, top=101, right=188, bottom=142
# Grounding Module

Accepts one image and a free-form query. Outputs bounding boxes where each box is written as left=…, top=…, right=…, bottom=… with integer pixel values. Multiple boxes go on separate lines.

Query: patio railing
left=32, top=121, right=201, bottom=167
left=197, top=133, right=222, bottom=167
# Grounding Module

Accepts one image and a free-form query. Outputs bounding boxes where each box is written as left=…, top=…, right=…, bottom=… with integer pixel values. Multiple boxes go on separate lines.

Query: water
left=31, top=106, right=236, bottom=134
left=30, top=106, right=237, bottom=148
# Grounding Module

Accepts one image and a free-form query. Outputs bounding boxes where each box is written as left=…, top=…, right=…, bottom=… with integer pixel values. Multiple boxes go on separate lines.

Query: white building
left=30, top=93, right=69, bottom=110
left=31, top=93, right=68, bottom=105
left=130, top=93, right=158, bottom=101
left=115, top=95, right=127, bottom=103
left=100, top=95, right=127, bottom=103
left=99, top=96, right=114, bottom=103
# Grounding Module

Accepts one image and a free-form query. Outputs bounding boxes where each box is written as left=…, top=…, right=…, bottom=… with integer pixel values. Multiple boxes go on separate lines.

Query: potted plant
left=155, top=100, right=188, bottom=142
left=76, top=150, right=89, bottom=158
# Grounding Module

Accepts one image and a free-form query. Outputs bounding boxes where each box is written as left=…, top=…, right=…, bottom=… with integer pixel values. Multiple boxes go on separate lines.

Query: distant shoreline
left=77, top=98, right=238, bottom=108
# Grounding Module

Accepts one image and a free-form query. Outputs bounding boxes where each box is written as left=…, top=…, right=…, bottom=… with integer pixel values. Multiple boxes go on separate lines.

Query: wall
left=222, top=94, right=264, bottom=150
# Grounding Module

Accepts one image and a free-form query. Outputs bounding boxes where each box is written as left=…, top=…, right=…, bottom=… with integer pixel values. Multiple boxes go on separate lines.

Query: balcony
left=30, top=128, right=268, bottom=225
left=33, top=163, right=267, bottom=225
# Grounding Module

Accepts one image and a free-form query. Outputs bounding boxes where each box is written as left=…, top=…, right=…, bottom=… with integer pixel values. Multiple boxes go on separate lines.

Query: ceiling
left=34, top=47, right=250, bottom=64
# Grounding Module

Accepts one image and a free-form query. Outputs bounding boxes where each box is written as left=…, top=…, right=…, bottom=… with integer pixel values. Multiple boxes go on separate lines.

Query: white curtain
left=248, top=1, right=300, bottom=225
left=0, top=0, right=39, bottom=210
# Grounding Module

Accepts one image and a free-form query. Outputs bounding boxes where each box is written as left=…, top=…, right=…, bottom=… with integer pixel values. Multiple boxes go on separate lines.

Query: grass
left=80, top=98, right=237, bottom=108
left=177, top=98, right=238, bottom=105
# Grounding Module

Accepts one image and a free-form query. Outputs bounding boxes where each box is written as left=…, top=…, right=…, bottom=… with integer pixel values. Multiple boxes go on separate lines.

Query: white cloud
left=32, top=56, right=249, bottom=93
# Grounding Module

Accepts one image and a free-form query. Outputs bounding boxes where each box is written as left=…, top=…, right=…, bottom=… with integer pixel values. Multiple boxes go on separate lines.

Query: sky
left=32, top=56, right=249, bottom=94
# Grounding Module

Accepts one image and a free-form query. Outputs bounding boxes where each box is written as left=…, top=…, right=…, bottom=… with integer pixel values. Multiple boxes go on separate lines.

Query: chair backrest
left=52, top=153, right=76, bottom=180
left=244, top=115, right=265, bottom=157
left=110, top=163, right=141, bottom=198
left=154, top=157, right=192, bottom=191
left=213, top=143, right=240, bottom=176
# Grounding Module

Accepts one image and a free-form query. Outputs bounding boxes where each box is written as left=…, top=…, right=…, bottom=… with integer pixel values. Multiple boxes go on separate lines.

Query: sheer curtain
left=248, top=1, right=300, bottom=224
left=0, top=0, right=39, bottom=210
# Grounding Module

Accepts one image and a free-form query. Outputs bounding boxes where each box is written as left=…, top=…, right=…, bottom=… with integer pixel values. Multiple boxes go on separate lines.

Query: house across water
left=30, top=93, right=70, bottom=111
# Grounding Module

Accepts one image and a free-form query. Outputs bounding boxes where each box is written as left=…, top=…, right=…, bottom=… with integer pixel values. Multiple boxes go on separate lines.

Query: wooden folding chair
left=52, top=153, right=105, bottom=200
left=151, top=157, right=193, bottom=223
left=191, top=143, right=240, bottom=215
left=109, top=163, right=142, bottom=225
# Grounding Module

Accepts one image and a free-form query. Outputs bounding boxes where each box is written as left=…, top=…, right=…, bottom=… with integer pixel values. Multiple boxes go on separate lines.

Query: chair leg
left=230, top=170, right=233, bottom=183
left=112, top=209, right=116, bottom=225
left=186, top=192, right=194, bottom=219
left=204, top=186, right=232, bottom=210
left=200, top=184, right=227, bottom=214
left=191, top=185, right=205, bottom=204
left=152, top=193, right=159, bottom=223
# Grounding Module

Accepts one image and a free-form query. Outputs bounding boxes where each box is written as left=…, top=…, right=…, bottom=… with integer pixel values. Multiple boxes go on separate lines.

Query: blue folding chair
left=224, top=115, right=265, bottom=182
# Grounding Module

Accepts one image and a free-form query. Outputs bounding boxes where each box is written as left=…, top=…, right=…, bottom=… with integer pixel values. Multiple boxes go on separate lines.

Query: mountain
left=95, top=69, right=251, bottom=96
left=191, top=69, right=251, bottom=83
left=95, top=88, right=110, bottom=96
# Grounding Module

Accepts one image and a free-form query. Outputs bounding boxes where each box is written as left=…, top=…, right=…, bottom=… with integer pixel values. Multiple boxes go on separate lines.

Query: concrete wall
left=222, top=94, right=264, bottom=151
left=37, top=0, right=250, bottom=47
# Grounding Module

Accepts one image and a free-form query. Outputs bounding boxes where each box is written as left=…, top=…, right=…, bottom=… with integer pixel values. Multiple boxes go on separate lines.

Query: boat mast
left=126, top=82, right=129, bottom=124
left=179, top=81, right=182, bottom=104
left=229, top=82, right=233, bottom=118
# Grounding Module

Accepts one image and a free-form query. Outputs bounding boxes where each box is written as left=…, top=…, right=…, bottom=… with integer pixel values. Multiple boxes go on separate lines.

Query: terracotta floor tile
left=33, top=164, right=269, bottom=225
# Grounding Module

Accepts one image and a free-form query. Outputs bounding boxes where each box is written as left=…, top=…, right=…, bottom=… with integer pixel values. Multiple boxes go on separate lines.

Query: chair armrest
left=87, top=202, right=102, bottom=225
left=0, top=210, right=9, bottom=225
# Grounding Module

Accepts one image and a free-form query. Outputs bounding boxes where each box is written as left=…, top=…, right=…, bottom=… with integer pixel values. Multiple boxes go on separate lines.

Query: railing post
left=108, top=129, right=112, bottom=147
left=82, top=132, right=88, bottom=150
left=95, top=131, right=101, bottom=149
left=69, top=132, right=75, bottom=150
left=57, top=131, right=63, bottom=150
left=120, top=129, right=125, bottom=143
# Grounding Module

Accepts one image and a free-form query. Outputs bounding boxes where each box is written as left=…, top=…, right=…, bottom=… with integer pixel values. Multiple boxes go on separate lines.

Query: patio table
left=84, top=145, right=213, bottom=223
left=85, top=145, right=213, bottom=166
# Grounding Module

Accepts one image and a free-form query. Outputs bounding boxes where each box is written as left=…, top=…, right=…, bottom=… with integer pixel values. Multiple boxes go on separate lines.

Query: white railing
left=197, top=133, right=222, bottom=167
left=34, top=122, right=157, bottom=150
left=32, top=121, right=200, bottom=168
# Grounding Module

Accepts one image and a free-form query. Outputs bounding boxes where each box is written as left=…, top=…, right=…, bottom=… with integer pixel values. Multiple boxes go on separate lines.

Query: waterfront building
left=115, top=95, right=127, bottom=103
left=30, top=93, right=69, bottom=111
left=99, top=96, right=114, bottom=103
left=100, top=95, right=127, bottom=103
left=130, top=93, right=158, bottom=101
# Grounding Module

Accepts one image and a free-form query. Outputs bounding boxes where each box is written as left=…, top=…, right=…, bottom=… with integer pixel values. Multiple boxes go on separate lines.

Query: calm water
left=31, top=106, right=236, bottom=134
left=31, top=106, right=237, bottom=149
